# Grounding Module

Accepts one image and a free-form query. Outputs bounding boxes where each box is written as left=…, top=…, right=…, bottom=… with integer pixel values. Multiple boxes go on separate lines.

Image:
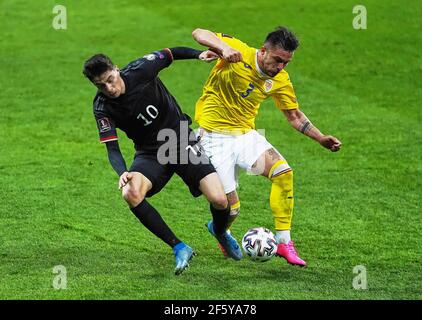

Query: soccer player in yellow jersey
left=192, top=27, right=342, bottom=266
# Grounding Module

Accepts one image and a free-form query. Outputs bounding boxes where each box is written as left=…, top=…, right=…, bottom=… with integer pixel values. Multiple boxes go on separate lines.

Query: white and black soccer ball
left=241, top=227, right=277, bottom=262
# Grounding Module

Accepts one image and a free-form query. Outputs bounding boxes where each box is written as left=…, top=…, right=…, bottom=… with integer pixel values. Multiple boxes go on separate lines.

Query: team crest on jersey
left=97, top=117, right=111, bottom=133
left=154, top=51, right=165, bottom=59
left=143, top=54, right=156, bottom=61
left=264, top=79, right=273, bottom=92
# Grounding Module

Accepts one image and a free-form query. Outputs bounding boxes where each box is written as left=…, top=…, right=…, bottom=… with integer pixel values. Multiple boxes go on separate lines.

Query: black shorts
left=129, top=143, right=216, bottom=198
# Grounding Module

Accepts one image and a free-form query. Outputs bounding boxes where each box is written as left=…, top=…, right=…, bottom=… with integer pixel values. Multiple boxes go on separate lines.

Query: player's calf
left=227, top=201, right=240, bottom=229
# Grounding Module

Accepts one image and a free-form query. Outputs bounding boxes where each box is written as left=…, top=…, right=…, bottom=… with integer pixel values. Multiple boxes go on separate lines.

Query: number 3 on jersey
left=241, top=83, right=255, bottom=98
left=137, top=105, right=159, bottom=126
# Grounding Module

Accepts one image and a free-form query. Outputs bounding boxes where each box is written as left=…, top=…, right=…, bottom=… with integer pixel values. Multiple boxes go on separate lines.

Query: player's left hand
left=199, top=50, right=219, bottom=62
left=119, top=171, right=133, bottom=189
left=320, top=135, right=342, bottom=152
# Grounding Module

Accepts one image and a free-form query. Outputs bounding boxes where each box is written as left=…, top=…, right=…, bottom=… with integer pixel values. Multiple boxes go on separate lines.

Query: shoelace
left=287, top=241, right=298, bottom=254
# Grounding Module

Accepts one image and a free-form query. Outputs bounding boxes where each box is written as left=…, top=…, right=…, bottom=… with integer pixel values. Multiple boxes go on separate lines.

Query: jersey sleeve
left=215, top=32, right=250, bottom=55
left=271, top=75, right=299, bottom=111
left=122, top=48, right=174, bottom=82
left=93, top=99, right=118, bottom=143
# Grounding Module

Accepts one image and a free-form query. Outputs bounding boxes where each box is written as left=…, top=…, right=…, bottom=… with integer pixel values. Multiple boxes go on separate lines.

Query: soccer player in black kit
left=82, top=47, right=243, bottom=275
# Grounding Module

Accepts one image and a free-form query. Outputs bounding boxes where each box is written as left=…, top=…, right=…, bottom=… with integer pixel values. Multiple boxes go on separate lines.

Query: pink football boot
left=276, top=241, right=307, bottom=267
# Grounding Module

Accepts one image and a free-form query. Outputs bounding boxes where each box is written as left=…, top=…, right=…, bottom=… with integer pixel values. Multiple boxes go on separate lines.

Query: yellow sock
left=268, top=160, right=294, bottom=230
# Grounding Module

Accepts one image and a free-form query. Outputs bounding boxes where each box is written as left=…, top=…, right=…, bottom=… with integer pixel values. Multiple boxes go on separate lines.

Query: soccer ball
left=241, top=227, right=277, bottom=262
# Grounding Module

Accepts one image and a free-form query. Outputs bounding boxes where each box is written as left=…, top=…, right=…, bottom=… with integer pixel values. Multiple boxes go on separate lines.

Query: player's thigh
left=236, top=131, right=284, bottom=177
left=198, top=172, right=228, bottom=208
left=174, top=156, right=217, bottom=199
left=252, top=148, right=288, bottom=177
left=129, top=153, right=173, bottom=198
left=199, top=129, right=236, bottom=173
left=198, top=131, right=238, bottom=194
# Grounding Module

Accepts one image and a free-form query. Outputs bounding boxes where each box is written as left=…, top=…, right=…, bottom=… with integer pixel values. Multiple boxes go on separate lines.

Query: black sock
left=130, top=200, right=181, bottom=248
left=210, top=204, right=230, bottom=235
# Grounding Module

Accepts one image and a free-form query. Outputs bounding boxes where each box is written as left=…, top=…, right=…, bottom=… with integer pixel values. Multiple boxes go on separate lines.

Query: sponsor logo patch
left=97, top=117, right=111, bottom=133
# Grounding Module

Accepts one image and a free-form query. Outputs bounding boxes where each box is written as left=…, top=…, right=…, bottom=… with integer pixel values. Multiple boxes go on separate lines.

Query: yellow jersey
left=195, top=33, right=299, bottom=133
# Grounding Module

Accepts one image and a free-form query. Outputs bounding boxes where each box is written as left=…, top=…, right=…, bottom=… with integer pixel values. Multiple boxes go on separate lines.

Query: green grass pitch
left=0, top=0, right=421, bottom=299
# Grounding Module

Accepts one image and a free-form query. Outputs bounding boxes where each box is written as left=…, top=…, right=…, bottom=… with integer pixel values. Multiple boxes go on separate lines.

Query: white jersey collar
left=255, top=50, right=270, bottom=79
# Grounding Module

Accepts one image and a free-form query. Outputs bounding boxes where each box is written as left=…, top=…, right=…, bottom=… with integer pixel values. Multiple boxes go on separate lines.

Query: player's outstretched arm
left=192, top=28, right=242, bottom=62
left=105, top=140, right=128, bottom=177
left=168, top=47, right=218, bottom=62
left=282, top=108, right=342, bottom=152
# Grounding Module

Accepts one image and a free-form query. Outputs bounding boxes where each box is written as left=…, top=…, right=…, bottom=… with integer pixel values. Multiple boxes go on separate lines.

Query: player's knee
left=122, top=187, right=145, bottom=207
left=210, top=193, right=229, bottom=210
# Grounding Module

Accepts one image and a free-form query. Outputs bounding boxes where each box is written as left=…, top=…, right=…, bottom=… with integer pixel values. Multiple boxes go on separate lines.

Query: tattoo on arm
left=299, top=120, right=313, bottom=134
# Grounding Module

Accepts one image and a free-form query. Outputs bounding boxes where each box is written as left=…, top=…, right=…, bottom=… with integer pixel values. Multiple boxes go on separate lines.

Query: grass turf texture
left=0, top=0, right=421, bottom=299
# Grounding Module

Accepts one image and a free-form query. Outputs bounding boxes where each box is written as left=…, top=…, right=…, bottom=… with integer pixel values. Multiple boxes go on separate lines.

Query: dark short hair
left=82, top=54, right=115, bottom=81
left=265, top=26, right=299, bottom=52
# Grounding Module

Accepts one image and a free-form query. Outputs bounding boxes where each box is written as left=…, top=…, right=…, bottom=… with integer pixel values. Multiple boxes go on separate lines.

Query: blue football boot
left=173, top=242, right=195, bottom=275
left=206, top=221, right=242, bottom=260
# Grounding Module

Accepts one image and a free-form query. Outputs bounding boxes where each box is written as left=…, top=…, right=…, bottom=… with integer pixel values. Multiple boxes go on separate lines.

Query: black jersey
left=93, top=49, right=190, bottom=152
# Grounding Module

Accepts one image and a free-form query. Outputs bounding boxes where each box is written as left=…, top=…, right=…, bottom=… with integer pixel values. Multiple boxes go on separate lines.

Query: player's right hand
left=320, top=135, right=342, bottom=152
left=221, top=47, right=242, bottom=63
left=119, top=171, right=133, bottom=189
left=199, top=50, right=219, bottom=62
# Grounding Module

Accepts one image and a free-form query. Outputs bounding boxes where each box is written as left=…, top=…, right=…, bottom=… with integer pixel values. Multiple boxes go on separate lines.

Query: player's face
left=259, top=45, right=293, bottom=77
left=93, top=68, right=125, bottom=98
